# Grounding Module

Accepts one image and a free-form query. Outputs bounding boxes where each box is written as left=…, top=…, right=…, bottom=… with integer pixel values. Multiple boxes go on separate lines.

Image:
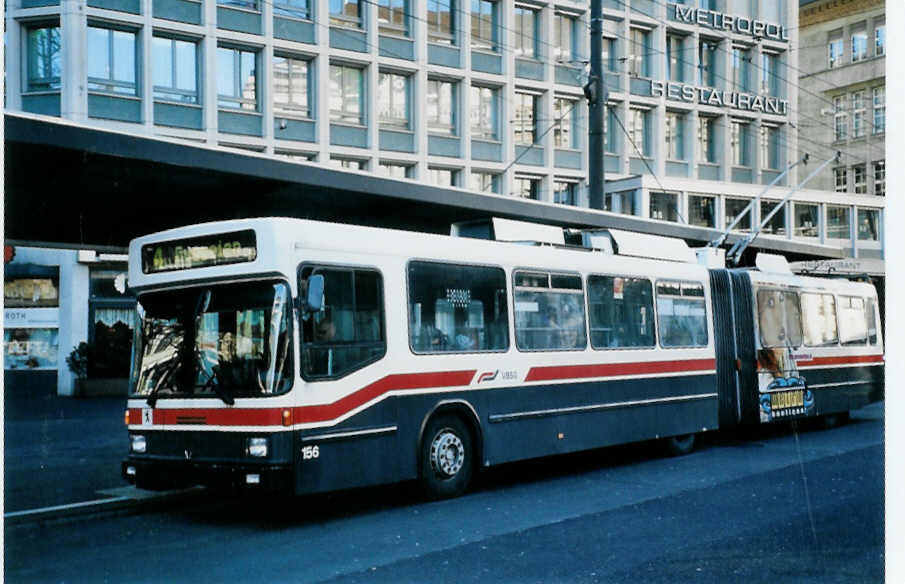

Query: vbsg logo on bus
left=142, top=230, right=257, bottom=274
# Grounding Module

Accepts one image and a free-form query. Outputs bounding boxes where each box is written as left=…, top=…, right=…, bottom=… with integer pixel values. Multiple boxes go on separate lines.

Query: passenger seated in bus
left=558, top=298, right=583, bottom=348
left=304, top=316, right=336, bottom=376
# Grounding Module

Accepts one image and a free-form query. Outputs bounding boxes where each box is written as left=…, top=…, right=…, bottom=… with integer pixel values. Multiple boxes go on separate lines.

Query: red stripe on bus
left=525, top=359, right=717, bottom=383
left=128, top=370, right=477, bottom=427
left=796, top=354, right=884, bottom=367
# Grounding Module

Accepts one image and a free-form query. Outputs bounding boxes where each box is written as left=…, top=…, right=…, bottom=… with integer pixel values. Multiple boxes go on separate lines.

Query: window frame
left=329, top=0, right=364, bottom=28
left=427, top=78, right=457, bottom=136
left=87, top=25, right=139, bottom=97
left=586, top=273, right=656, bottom=351
left=297, top=263, right=387, bottom=381
left=377, top=0, right=409, bottom=37
left=800, top=291, right=839, bottom=348
left=152, top=35, right=200, bottom=105
left=406, top=259, right=510, bottom=355
left=329, top=63, right=365, bottom=125
left=471, top=0, right=499, bottom=52
left=273, top=53, right=312, bottom=119
left=378, top=70, right=412, bottom=130
left=427, top=0, right=455, bottom=45
left=512, top=269, right=588, bottom=353
left=25, top=24, right=62, bottom=93
left=654, top=279, right=709, bottom=349
left=216, top=45, right=258, bottom=111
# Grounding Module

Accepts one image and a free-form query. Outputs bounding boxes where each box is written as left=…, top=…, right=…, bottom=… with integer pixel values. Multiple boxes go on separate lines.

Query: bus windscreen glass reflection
left=129, top=280, right=293, bottom=399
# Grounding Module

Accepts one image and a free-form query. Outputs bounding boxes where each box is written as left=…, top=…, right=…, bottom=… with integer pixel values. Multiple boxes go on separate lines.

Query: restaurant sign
left=670, top=4, right=789, bottom=42
left=650, top=80, right=789, bottom=115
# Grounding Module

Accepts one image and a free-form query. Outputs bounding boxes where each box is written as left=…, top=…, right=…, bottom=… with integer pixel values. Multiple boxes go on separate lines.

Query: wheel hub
left=430, top=430, right=465, bottom=478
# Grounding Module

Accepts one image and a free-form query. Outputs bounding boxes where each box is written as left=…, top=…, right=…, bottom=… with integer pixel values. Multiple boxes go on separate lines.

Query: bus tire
left=664, top=433, right=696, bottom=457
left=420, top=414, right=474, bottom=500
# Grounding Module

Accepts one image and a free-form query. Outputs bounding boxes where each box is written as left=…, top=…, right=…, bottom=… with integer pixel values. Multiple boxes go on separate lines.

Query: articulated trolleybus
left=122, top=218, right=883, bottom=498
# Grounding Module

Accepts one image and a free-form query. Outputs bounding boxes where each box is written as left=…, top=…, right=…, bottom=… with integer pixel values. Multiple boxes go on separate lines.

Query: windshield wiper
left=201, top=366, right=235, bottom=406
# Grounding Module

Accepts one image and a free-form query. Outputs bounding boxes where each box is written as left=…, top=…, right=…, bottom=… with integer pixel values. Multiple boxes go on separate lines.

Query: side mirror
left=305, top=274, right=325, bottom=313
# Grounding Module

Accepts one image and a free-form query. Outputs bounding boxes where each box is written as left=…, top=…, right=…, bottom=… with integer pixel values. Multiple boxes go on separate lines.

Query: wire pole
left=586, top=0, right=604, bottom=210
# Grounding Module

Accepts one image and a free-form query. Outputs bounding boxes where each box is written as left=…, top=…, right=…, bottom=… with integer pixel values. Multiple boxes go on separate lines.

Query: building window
left=664, top=111, right=685, bottom=161
left=378, top=0, right=408, bottom=36
left=828, top=32, right=843, bottom=68
left=858, top=209, right=879, bottom=241
left=378, top=71, right=410, bottom=129
left=512, top=177, right=540, bottom=200
left=26, top=25, right=61, bottom=92
left=833, top=95, right=847, bottom=141
left=874, top=160, right=885, bottom=196
left=731, top=120, right=750, bottom=167
left=217, top=46, right=257, bottom=110
left=875, top=24, right=885, bottom=56
left=794, top=203, right=819, bottom=238
left=725, top=198, right=751, bottom=231
left=698, top=39, right=717, bottom=87
left=329, top=0, right=362, bottom=28
left=666, top=34, right=684, bottom=82
left=513, top=92, right=537, bottom=146
left=5, top=328, right=59, bottom=370
left=87, top=26, right=137, bottom=96
left=329, top=64, right=364, bottom=125
left=471, top=85, right=498, bottom=140
left=277, top=150, right=317, bottom=161
left=853, top=164, right=867, bottom=194
left=698, top=116, right=716, bottom=163
left=427, top=0, right=455, bottom=45
left=273, top=55, right=310, bottom=118
left=629, top=108, right=650, bottom=157
left=554, top=181, right=577, bottom=206
left=760, top=200, right=786, bottom=235
left=872, top=86, right=885, bottom=134
left=427, top=79, right=456, bottom=135
left=628, top=28, right=649, bottom=77
left=273, top=0, right=310, bottom=19
left=650, top=191, right=678, bottom=222
left=553, top=97, right=575, bottom=149
left=470, top=171, right=499, bottom=193
left=429, top=167, right=457, bottom=186
left=834, top=167, right=847, bottom=192
left=851, top=28, right=867, bottom=62
left=761, top=52, right=779, bottom=97
left=152, top=36, right=198, bottom=104
left=730, top=46, right=750, bottom=93
left=219, top=0, right=256, bottom=10
left=851, top=91, right=865, bottom=138
left=605, top=37, right=618, bottom=72
left=378, top=162, right=411, bottom=178
left=553, top=13, right=575, bottom=62
left=513, top=6, right=539, bottom=59
left=330, top=157, right=365, bottom=169
left=471, top=0, right=498, bottom=52
left=688, top=194, right=715, bottom=228
left=827, top=205, right=850, bottom=239
left=760, top=125, right=780, bottom=170
left=605, top=107, right=619, bottom=154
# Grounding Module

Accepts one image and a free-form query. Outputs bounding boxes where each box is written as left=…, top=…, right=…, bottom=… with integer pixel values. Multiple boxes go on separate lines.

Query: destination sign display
left=669, top=3, right=789, bottom=42
left=142, top=230, right=257, bottom=274
left=650, top=80, right=789, bottom=115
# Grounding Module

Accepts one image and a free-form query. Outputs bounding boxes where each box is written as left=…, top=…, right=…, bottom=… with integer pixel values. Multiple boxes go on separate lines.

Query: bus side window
left=299, top=266, right=386, bottom=380
left=801, top=292, right=838, bottom=347
left=408, top=261, right=509, bottom=354
left=656, top=281, right=708, bottom=349
left=587, top=275, right=655, bottom=349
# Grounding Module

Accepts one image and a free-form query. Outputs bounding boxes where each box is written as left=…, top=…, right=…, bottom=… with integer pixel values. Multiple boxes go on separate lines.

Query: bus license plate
left=772, top=390, right=804, bottom=413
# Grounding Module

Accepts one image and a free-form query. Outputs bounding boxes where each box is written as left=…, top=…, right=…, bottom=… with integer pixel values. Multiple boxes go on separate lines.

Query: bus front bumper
left=122, top=458, right=292, bottom=493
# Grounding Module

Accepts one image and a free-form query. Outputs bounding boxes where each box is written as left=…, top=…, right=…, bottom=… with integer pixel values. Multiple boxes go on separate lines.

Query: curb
left=4, top=486, right=205, bottom=528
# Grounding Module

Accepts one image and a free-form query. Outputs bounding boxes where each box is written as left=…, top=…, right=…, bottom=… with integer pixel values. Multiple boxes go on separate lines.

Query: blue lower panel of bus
left=795, top=364, right=884, bottom=416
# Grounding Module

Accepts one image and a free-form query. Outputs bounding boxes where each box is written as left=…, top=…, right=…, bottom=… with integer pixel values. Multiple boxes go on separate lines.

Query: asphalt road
left=4, top=405, right=884, bottom=583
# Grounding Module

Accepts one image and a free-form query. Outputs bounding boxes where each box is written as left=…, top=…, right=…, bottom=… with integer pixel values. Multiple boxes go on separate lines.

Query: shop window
left=89, top=268, right=135, bottom=379
left=4, top=328, right=59, bottom=370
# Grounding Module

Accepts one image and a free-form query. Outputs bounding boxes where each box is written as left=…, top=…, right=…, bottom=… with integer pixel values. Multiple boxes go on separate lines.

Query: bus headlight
left=246, top=437, right=269, bottom=458
left=130, top=435, right=147, bottom=454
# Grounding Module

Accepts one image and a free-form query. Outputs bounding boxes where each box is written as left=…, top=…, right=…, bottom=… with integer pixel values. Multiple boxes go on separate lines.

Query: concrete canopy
left=4, top=113, right=844, bottom=263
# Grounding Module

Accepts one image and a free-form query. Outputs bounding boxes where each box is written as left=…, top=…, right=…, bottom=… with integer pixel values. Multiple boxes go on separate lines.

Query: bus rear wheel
left=420, top=415, right=473, bottom=499
left=664, top=433, right=696, bottom=457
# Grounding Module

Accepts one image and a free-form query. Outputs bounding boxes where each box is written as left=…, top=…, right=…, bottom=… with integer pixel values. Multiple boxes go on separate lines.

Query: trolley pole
left=586, top=0, right=605, bottom=210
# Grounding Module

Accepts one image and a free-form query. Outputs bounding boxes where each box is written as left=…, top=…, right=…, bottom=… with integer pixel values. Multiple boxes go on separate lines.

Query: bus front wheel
left=420, top=415, right=474, bottom=499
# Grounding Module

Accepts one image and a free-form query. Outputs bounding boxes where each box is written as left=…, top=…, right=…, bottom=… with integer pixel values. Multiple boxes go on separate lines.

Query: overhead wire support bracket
left=725, top=151, right=842, bottom=266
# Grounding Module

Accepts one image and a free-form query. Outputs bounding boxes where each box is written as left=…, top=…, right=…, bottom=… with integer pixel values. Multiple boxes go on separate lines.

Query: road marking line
left=4, top=497, right=131, bottom=519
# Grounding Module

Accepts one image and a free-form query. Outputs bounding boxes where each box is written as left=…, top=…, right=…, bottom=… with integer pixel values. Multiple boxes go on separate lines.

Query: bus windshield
left=129, top=280, right=293, bottom=401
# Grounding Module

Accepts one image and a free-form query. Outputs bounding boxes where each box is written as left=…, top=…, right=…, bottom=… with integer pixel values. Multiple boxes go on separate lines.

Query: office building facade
left=798, top=0, right=885, bottom=197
